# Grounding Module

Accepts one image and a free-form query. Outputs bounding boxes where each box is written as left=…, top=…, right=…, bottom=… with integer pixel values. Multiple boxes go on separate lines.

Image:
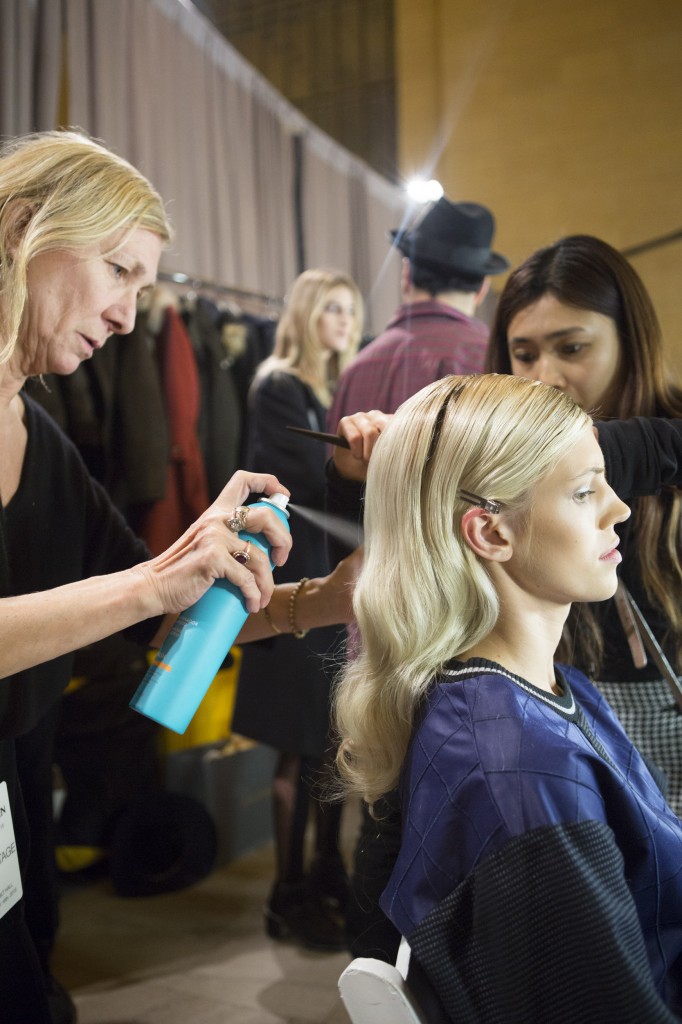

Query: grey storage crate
left=165, top=738, right=277, bottom=866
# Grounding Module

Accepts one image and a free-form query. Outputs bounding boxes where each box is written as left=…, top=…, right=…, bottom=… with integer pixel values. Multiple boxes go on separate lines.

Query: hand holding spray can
left=130, top=494, right=290, bottom=733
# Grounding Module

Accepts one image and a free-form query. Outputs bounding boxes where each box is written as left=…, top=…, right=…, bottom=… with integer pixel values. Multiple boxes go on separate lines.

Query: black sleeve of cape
left=407, top=819, right=682, bottom=1024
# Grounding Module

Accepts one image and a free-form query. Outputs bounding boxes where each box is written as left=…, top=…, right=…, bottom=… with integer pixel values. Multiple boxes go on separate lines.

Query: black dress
left=232, top=371, right=344, bottom=758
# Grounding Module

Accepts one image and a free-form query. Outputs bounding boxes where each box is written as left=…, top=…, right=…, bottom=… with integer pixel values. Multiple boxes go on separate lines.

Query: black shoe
left=309, top=853, right=351, bottom=913
left=47, top=976, right=77, bottom=1024
left=264, top=879, right=347, bottom=952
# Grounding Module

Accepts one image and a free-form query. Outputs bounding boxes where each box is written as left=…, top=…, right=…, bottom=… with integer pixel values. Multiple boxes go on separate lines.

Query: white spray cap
left=264, top=492, right=290, bottom=515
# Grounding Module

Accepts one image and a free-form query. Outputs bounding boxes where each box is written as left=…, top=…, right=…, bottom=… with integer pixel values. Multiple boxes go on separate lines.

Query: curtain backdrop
left=0, top=0, right=63, bottom=137
left=364, top=167, right=414, bottom=336
left=2, top=0, right=407, bottom=332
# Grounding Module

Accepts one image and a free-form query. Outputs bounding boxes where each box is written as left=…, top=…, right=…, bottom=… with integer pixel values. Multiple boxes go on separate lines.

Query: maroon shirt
left=328, top=299, right=489, bottom=429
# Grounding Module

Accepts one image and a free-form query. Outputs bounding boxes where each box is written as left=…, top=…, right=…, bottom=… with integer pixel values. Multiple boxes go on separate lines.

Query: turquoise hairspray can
left=130, top=493, right=290, bottom=733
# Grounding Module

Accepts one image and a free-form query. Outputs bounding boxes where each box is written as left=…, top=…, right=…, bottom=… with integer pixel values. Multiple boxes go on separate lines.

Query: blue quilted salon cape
left=381, top=659, right=682, bottom=1022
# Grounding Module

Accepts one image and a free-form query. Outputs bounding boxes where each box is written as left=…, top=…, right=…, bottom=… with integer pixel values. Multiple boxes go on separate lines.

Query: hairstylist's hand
left=334, top=410, right=392, bottom=481
left=138, top=471, right=292, bottom=617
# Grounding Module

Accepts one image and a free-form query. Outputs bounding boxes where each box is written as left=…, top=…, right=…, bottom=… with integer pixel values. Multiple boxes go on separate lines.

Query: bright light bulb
left=406, top=178, right=444, bottom=203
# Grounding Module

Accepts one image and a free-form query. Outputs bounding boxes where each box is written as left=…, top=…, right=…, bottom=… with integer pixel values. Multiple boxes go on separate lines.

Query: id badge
left=0, top=781, right=23, bottom=918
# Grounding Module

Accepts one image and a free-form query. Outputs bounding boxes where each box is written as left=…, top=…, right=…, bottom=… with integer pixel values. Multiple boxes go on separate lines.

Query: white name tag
left=0, top=781, right=22, bottom=919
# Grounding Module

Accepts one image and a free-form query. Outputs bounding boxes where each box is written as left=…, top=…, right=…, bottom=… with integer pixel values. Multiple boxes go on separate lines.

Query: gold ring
left=232, top=542, right=251, bottom=565
left=226, top=506, right=249, bottom=533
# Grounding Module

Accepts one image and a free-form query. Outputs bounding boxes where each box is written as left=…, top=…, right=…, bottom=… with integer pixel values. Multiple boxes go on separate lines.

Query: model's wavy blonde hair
left=0, top=129, right=172, bottom=365
left=253, top=267, right=363, bottom=406
left=334, top=373, right=591, bottom=805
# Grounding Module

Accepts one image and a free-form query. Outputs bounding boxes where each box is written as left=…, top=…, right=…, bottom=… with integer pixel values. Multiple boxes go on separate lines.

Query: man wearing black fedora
left=328, top=196, right=509, bottom=429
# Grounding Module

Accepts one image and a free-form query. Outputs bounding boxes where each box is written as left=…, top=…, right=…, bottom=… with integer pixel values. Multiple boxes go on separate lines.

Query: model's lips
left=599, top=539, right=621, bottom=563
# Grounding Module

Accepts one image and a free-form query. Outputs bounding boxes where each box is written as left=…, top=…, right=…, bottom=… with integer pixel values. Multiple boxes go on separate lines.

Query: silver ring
left=226, top=506, right=249, bottom=534
left=232, top=542, right=251, bottom=565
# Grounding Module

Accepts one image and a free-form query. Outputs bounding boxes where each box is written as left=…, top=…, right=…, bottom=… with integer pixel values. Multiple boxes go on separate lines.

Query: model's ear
left=460, top=507, right=513, bottom=562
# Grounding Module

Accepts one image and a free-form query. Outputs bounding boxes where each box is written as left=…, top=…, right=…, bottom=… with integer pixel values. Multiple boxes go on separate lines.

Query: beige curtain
left=300, top=131, right=355, bottom=272
left=0, top=0, right=63, bottom=138
left=364, top=167, right=412, bottom=334
left=3, top=0, right=406, bottom=327
left=300, top=130, right=406, bottom=333
left=62, top=0, right=298, bottom=296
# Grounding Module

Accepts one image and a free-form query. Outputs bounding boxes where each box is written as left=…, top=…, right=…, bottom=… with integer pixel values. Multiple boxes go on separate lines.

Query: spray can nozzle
left=260, top=492, right=290, bottom=516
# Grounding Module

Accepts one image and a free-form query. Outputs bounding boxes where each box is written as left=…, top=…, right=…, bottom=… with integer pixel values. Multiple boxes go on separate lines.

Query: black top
left=0, top=395, right=155, bottom=737
left=597, top=416, right=682, bottom=680
left=233, top=371, right=343, bottom=757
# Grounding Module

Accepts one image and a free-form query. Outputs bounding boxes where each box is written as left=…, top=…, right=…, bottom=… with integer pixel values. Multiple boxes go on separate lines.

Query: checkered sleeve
left=407, top=819, right=681, bottom=1023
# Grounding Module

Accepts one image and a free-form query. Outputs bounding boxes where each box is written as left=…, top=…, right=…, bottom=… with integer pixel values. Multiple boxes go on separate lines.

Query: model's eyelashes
left=573, top=488, right=595, bottom=503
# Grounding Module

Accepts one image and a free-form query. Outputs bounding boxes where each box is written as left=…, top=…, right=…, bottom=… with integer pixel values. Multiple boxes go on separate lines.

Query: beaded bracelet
left=288, top=577, right=310, bottom=638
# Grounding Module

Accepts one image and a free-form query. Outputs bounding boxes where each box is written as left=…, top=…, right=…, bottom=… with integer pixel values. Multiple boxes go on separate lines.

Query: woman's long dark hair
left=487, top=235, right=682, bottom=674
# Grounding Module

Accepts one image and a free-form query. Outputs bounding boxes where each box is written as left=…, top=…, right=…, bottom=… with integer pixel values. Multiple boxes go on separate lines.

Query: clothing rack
left=157, top=269, right=284, bottom=312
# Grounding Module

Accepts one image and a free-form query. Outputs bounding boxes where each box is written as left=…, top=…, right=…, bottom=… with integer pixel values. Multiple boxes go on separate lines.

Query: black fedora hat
left=390, top=198, right=509, bottom=276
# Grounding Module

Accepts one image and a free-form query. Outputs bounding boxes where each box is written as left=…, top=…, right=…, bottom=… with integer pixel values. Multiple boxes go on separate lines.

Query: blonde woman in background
left=233, top=268, right=363, bottom=950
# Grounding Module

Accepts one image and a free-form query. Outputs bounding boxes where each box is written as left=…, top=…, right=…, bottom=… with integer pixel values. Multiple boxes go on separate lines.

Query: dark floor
left=51, top=799, right=360, bottom=1023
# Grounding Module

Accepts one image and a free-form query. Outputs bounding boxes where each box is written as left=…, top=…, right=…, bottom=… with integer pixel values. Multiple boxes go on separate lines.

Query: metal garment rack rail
left=157, top=269, right=284, bottom=312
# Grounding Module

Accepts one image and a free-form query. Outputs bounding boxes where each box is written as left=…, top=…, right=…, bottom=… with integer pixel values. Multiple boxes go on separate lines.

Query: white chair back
left=338, top=939, right=431, bottom=1024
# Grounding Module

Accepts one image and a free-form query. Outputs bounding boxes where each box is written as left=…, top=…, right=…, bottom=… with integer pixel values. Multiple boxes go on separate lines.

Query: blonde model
left=335, top=373, right=682, bottom=1021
